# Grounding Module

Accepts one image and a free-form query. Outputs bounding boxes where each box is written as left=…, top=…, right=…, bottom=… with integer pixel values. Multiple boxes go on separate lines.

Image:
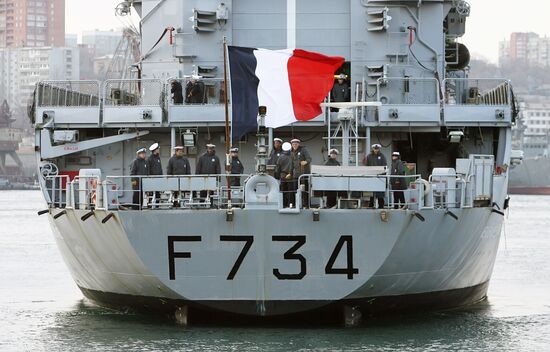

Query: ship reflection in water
left=0, top=190, right=549, bottom=351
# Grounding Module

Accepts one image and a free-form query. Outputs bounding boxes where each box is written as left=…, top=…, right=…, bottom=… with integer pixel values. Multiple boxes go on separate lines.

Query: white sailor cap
left=273, top=138, right=283, bottom=143
left=372, top=143, right=382, bottom=149
left=149, top=142, right=159, bottom=151
left=136, top=147, right=147, bottom=154
left=174, top=145, right=184, bottom=150
left=329, top=148, right=339, bottom=155
left=230, top=147, right=239, bottom=153
left=290, top=138, right=301, bottom=144
left=206, top=143, right=216, bottom=148
left=282, top=142, right=292, bottom=152
left=392, top=151, right=400, bottom=156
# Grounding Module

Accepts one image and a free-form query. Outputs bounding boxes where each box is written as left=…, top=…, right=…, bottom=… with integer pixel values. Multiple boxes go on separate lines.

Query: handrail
left=37, top=80, right=101, bottom=108
left=443, top=78, right=512, bottom=106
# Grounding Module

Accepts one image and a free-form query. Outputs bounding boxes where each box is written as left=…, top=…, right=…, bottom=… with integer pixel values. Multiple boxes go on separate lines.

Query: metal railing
left=43, top=175, right=70, bottom=208
left=444, top=78, right=511, bottom=106
left=300, top=173, right=427, bottom=209
left=167, top=78, right=226, bottom=106
left=42, top=173, right=476, bottom=212
left=37, top=80, right=101, bottom=107
left=103, top=79, right=164, bottom=107
left=102, top=174, right=249, bottom=210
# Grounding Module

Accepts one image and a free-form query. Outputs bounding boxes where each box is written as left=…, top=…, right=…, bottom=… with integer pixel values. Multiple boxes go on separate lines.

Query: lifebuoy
left=420, top=179, right=431, bottom=197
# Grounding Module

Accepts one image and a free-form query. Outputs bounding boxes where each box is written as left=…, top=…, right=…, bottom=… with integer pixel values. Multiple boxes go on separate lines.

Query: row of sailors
left=130, top=140, right=406, bottom=209
left=268, top=140, right=406, bottom=208
left=130, top=143, right=240, bottom=207
left=130, top=142, right=240, bottom=183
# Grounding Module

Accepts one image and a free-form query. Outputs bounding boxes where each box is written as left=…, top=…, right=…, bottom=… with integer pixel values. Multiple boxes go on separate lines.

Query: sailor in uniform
left=363, top=143, right=388, bottom=209
left=324, top=148, right=341, bottom=208
left=148, top=143, right=162, bottom=176
left=325, top=148, right=341, bottom=166
left=196, top=144, right=221, bottom=201
left=276, top=142, right=293, bottom=208
left=268, top=138, right=284, bottom=175
left=130, top=147, right=148, bottom=209
left=331, top=73, right=351, bottom=103
left=390, top=151, right=407, bottom=209
left=166, top=146, right=191, bottom=206
left=230, top=147, right=244, bottom=187
left=290, top=138, right=312, bottom=207
left=147, top=143, right=163, bottom=205
left=167, top=146, right=191, bottom=176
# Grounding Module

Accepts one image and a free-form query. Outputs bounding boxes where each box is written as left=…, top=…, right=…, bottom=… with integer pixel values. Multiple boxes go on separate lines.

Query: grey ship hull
left=509, top=157, right=550, bottom=195
left=48, top=207, right=503, bottom=319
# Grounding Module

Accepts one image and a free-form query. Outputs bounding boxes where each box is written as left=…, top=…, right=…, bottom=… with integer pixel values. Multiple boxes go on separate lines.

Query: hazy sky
left=66, top=0, right=550, bottom=63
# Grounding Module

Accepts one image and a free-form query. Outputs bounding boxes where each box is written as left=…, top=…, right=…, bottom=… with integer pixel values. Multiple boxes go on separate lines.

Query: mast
left=223, top=37, right=232, bottom=204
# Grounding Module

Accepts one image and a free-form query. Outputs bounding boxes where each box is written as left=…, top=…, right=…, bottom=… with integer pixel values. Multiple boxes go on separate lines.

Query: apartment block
left=0, top=0, right=65, bottom=48
left=0, top=46, right=79, bottom=113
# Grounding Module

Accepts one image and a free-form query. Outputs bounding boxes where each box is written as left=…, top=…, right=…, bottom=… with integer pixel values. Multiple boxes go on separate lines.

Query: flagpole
left=222, top=36, right=232, bottom=204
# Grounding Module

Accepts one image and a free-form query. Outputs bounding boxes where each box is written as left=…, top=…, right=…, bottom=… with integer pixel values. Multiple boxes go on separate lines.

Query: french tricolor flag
left=228, top=46, right=344, bottom=142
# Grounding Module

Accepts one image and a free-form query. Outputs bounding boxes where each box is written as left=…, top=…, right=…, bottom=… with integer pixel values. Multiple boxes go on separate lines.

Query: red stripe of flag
left=287, top=49, right=345, bottom=121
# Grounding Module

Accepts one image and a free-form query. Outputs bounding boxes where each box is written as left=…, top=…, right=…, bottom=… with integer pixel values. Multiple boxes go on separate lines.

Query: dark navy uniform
left=148, top=154, right=163, bottom=176
left=196, top=152, right=221, bottom=175
left=230, top=156, right=244, bottom=186
left=324, top=157, right=340, bottom=207
left=290, top=146, right=312, bottom=207
left=171, top=81, right=183, bottom=104
left=268, top=148, right=283, bottom=165
left=363, top=151, right=388, bottom=208
left=324, top=158, right=340, bottom=166
left=167, top=155, right=191, bottom=175
left=268, top=147, right=283, bottom=178
left=290, top=146, right=312, bottom=179
left=196, top=151, right=221, bottom=201
left=331, top=82, right=350, bottom=103
left=276, top=151, right=293, bottom=207
left=364, top=152, right=387, bottom=167
left=130, top=157, right=148, bottom=209
left=391, top=158, right=407, bottom=208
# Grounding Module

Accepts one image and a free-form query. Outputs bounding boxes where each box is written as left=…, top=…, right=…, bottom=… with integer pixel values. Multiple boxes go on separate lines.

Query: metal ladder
left=326, top=82, right=364, bottom=166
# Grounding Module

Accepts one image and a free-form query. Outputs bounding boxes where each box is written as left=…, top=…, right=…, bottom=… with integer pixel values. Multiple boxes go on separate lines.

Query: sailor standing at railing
left=276, top=142, right=293, bottom=208
left=147, top=143, right=163, bottom=205
left=268, top=138, right=283, bottom=178
left=196, top=144, right=221, bottom=201
left=363, top=144, right=387, bottom=209
left=229, top=147, right=244, bottom=187
left=290, top=139, right=312, bottom=208
left=325, top=148, right=341, bottom=208
left=130, top=148, right=149, bottom=210
left=170, top=80, right=183, bottom=105
left=167, top=146, right=191, bottom=207
left=167, top=146, right=191, bottom=176
left=390, top=152, right=407, bottom=209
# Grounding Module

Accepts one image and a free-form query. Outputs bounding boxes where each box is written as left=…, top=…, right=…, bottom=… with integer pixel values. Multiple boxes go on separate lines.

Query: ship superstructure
left=33, top=0, right=518, bottom=323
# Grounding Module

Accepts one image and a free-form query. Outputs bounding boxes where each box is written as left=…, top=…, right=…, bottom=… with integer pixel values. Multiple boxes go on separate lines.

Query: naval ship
left=32, top=0, right=520, bottom=324
left=509, top=103, right=550, bottom=195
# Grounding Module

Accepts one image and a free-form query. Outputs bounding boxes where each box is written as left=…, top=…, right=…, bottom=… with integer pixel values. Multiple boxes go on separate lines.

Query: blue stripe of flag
left=228, top=46, right=260, bottom=144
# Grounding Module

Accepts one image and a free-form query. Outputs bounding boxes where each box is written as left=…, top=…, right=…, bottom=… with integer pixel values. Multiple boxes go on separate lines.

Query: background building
left=0, top=46, right=79, bottom=120
left=500, top=32, right=550, bottom=67
left=0, top=0, right=65, bottom=48
left=65, top=33, right=77, bottom=47
left=82, top=29, right=122, bottom=58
